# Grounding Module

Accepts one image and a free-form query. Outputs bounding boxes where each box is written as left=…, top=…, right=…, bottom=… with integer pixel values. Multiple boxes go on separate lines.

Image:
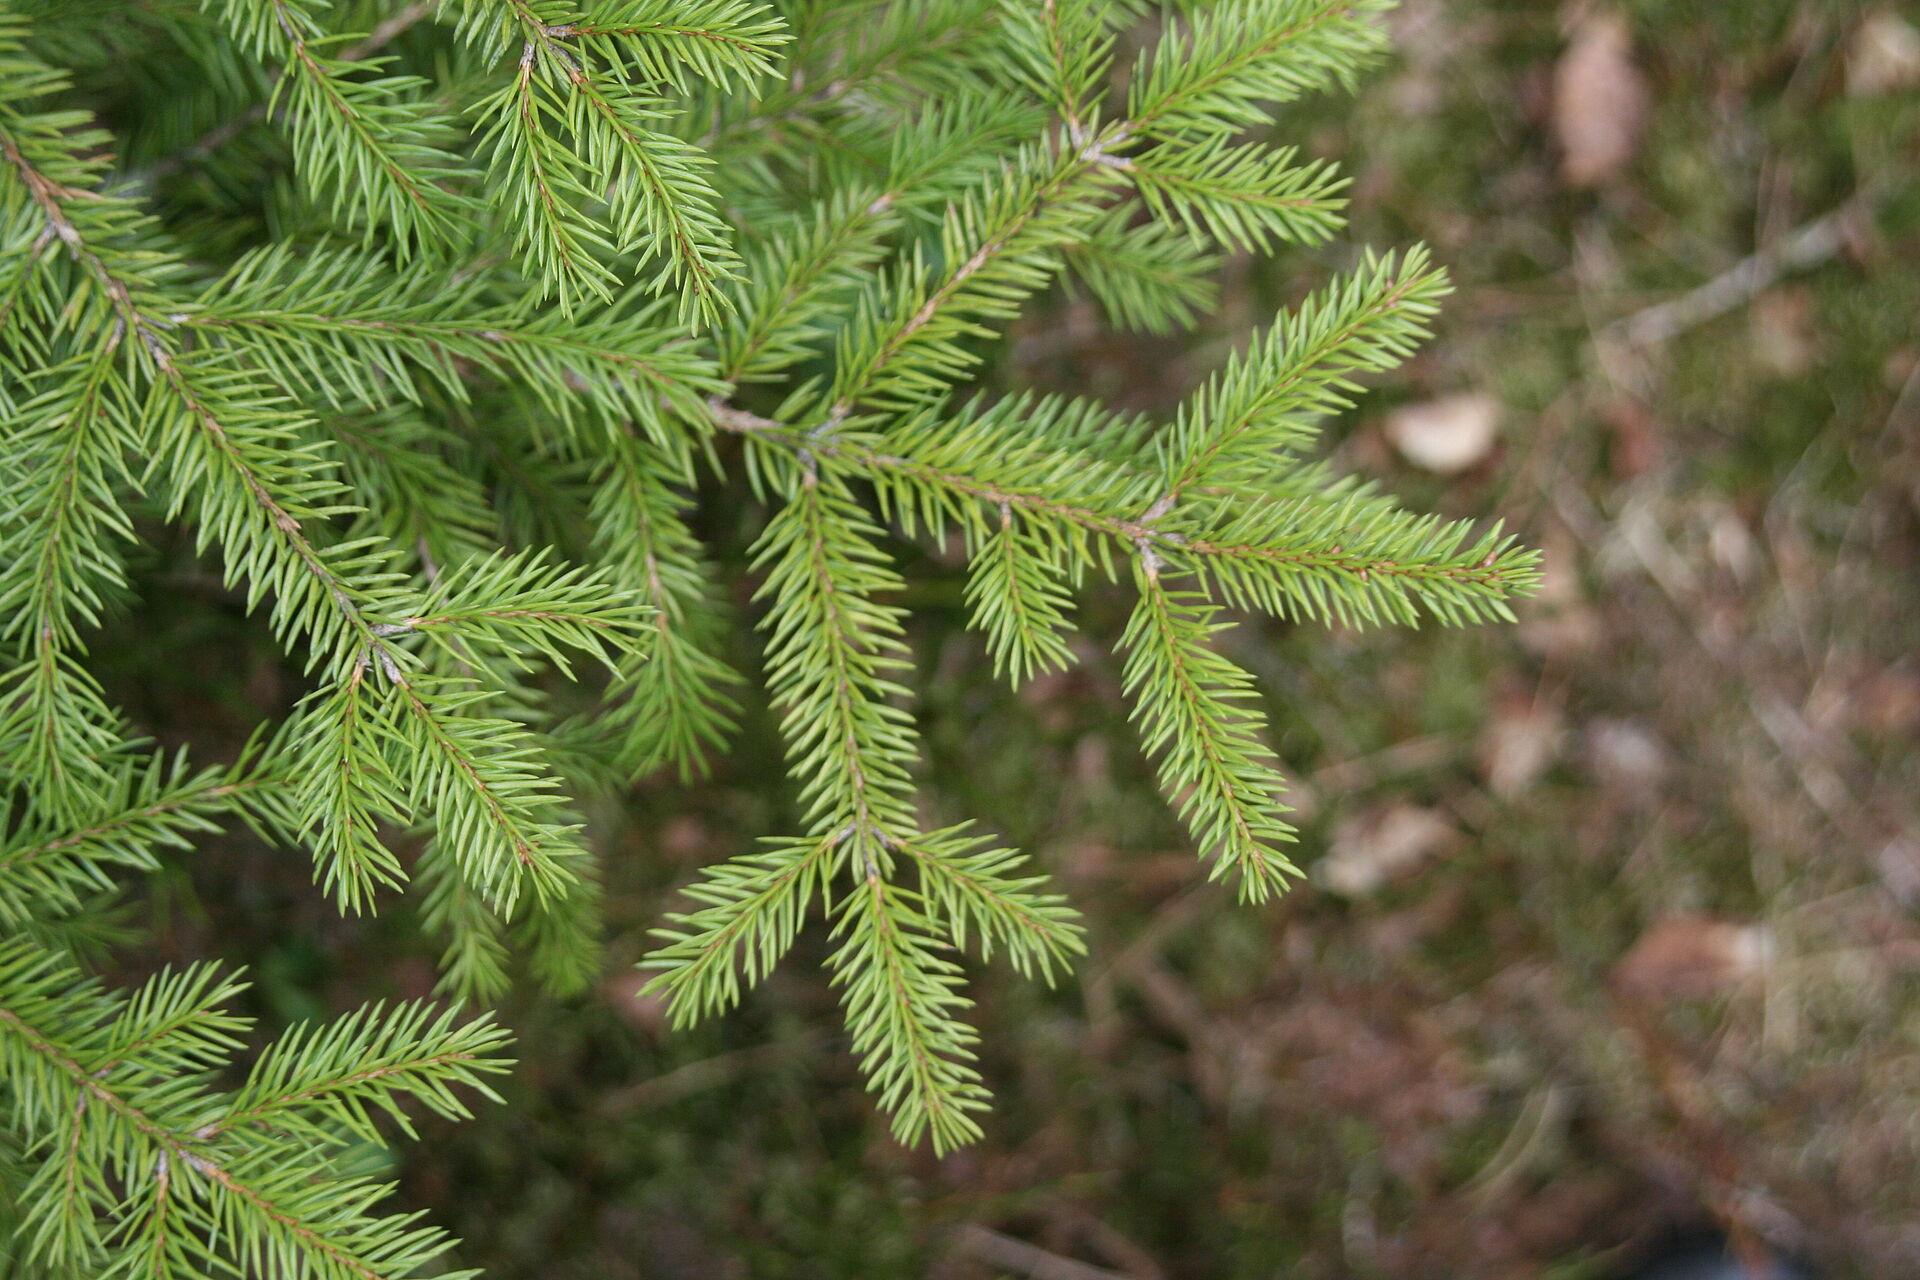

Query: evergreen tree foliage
left=0, top=0, right=1538, bottom=1270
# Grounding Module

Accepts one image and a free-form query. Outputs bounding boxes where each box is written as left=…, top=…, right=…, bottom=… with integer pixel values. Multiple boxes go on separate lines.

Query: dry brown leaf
left=1857, top=663, right=1920, bottom=738
left=1848, top=11, right=1920, bottom=96
left=1600, top=396, right=1662, bottom=480
left=1387, top=0, right=1450, bottom=117
left=1278, top=997, right=1486, bottom=1174
left=1385, top=392, right=1502, bottom=474
left=1319, top=803, right=1458, bottom=897
left=1583, top=717, right=1668, bottom=791
left=1478, top=697, right=1563, bottom=799
left=1750, top=287, right=1820, bottom=379
left=601, top=973, right=670, bottom=1036
left=1611, top=914, right=1772, bottom=1001
left=1703, top=501, right=1761, bottom=584
left=1876, top=838, right=1920, bottom=908
left=1552, top=11, right=1649, bottom=189
left=1516, top=527, right=1603, bottom=660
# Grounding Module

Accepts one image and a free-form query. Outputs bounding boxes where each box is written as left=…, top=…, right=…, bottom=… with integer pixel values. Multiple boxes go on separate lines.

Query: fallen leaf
left=1319, top=803, right=1458, bottom=897
left=1473, top=1172, right=1630, bottom=1263
left=1387, top=0, right=1450, bottom=117
left=1883, top=346, right=1919, bottom=391
left=1848, top=11, right=1920, bottom=96
left=1553, top=10, right=1649, bottom=188
left=1385, top=392, right=1502, bottom=474
left=601, top=973, right=669, bottom=1036
left=1365, top=881, right=1467, bottom=956
left=1857, top=664, right=1920, bottom=738
left=1750, top=287, right=1819, bottom=379
left=1584, top=718, right=1668, bottom=791
left=658, top=815, right=713, bottom=859
left=1516, top=527, right=1603, bottom=660
left=1278, top=996, right=1486, bottom=1176
left=1600, top=396, right=1662, bottom=480
left=1478, top=696, right=1563, bottom=799
left=1704, top=503, right=1760, bottom=584
left=1611, top=914, right=1773, bottom=1001
left=1876, top=838, right=1920, bottom=908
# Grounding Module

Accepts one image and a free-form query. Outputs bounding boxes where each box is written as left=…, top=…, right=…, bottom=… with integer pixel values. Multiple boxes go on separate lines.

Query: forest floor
left=914, top=6, right=1920, bottom=1275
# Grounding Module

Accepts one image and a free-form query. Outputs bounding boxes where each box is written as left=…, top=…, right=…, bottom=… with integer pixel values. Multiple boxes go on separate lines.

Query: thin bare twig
left=952, top=1225, right=1138, bottom=1280
left=1608, top=201, right=1863, bottom=348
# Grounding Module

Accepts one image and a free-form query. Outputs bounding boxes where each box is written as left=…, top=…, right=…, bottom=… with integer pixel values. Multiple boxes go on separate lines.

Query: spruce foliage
left=0, top=0, right=1537, bottom=1270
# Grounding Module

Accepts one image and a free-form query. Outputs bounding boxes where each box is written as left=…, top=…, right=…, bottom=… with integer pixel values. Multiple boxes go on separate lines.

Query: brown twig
left=951, top=1224, right=1138, bottom=1280
left=1607, top=201, right=1864, bottom=349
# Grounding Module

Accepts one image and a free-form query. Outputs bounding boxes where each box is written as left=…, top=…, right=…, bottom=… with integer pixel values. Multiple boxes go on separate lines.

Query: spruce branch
left=395, top=547, right=644, bottom=677
left=1127, top=0, right=1392, bottom=138
left=0, top=753, right=285, bottom=926
left=457, top=0, right=782, bottom=320
left=1120, top=574, right=1298, bottom=901
left=578, top=430, right=742, bottom=778
left=0, top=651, right=127, bottom=827
left=1126, top=136, right=1348, bottom=253
left=211, top=1000, right=511, bottom=1142
left=701, top=0, right=1001, bottom=155
left=823, top=125, right=1133, bottom=418
left=751, top=474, right=920, bottom=838
left=897, top=825, right=1084, bottom=981
left=387, top=673, right=588, bottom=916
left=564, top=0, right=788, bottom=91
left=965, top=510, right=1081, bottom=685
left=828, top=873, right=990, bottom=1152
left=191, top=244, right=722, bottom=442
left=470, top=42, right=622, bottom=309
left=5, top=74, right=635, bottom=940
left=288, top=668, right=410, bottom=914
left=138, top=1, right=438, bottom=184
left=1002, top=0, right=1112, bottom=131
left=642, top=830, right=841, bottom=1022
left=1145, top=247, right=1450, bottom=519
left=0, top=938, right=508, bottom=1279
left=0, top=362, right=138, bottom=823
left=1065, top=208, right=1221, bottom=334
left=207, top=0, right=475, bottom=250
left=712, top=403, right=1538, bottom=621
left=0, top=0, right=1545, bottom=1182
left=2, top=118, right=405, bottom=670
left=716, top=188, right=898, bottom=384
left=325, top=408, right=499, bottom=571
left=414, top=838, right=515, bottom=1002
left=0, top=350, right=140, bottom=659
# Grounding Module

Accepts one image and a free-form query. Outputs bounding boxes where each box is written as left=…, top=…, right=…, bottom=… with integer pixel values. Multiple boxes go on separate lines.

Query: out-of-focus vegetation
left=110, top=2, right=1918, bottom=1276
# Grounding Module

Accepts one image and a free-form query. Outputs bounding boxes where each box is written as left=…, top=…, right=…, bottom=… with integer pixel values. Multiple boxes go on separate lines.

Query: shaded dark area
left=98, top=3, right=1918, bottom=1277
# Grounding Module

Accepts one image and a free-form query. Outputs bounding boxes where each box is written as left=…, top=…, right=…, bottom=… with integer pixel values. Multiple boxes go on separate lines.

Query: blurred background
left=111, top=1, right=1919, bottom=1276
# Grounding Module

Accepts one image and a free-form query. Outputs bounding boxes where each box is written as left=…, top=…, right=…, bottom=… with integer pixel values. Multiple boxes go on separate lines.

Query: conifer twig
left=139, top=1, right=436, bottom=183
left=1, top=0, right=1539, bottom=1199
